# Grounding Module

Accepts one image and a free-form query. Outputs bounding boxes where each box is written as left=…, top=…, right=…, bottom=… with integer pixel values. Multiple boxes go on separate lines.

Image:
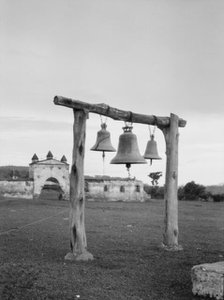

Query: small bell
left=110, top=125, right=146, bottom=173
left=144, top=134, right=161, bottom=165
left=91, top=123, right=116, bottom=154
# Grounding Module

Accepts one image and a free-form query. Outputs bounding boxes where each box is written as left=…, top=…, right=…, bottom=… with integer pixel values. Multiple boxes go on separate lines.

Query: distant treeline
left=0, top=166, right=29, bottom=181
left=144, top=181, right=224, bottom=202
left=0, top=167, right=136, bottom=183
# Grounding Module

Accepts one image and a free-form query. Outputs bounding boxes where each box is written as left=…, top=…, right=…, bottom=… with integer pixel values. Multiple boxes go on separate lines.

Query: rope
left=148, top=125, right=156, bottom=137
left=0, top=208, right=68, bottom=236
left=100, top=115, right=107, bottom=125
left=102, top=151, right=105, bottom=176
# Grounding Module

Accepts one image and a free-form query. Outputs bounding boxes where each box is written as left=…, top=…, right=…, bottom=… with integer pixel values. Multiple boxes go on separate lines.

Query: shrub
left=178, top=181, right=208, bottom=201
left=144, top=184, right=164, bottom=199
left=212, top=194, right=224, bottom=202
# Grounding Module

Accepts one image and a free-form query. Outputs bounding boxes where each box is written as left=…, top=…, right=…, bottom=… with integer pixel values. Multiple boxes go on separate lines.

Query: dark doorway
left=39, top=177, right=63, bottom=200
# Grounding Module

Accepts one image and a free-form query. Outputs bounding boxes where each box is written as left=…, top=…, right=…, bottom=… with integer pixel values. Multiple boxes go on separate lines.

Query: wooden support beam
left=64, top=109, right=93, bottom=261
left=54, top=96, right=187, bottom=128
left=53, top=96, right=186, bottom=255
left=161, top=113, right=183, bottom=251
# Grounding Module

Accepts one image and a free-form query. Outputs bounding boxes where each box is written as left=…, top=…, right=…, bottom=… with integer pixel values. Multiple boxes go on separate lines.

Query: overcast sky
left=1, top=0, right=224, bottom=186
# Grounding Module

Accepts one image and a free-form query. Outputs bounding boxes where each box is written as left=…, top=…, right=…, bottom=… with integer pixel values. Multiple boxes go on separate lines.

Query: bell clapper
left=102, top=151, right=105, bottom=176
left=126, top=163, right=131, bottom=178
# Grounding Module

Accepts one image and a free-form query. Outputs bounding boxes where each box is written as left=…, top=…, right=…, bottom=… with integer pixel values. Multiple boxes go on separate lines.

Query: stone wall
left=86, top=179, right=146, bottom=202
left=0, top=180, right=33, bottom=199
left=0, top=177, right=146, bottom=202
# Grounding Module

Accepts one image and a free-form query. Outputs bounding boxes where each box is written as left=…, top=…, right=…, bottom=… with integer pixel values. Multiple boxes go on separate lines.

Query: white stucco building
left=85, top=176, right=147, bottom=202
left=29, top=151, right=70, bottom=200
left=0, top=153, right=147, bottom=202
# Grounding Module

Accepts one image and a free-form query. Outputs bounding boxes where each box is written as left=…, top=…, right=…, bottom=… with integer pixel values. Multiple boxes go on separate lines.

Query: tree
left=144, top=184, right=164, bottom=199
left=178, top=181, right=207, bottom=201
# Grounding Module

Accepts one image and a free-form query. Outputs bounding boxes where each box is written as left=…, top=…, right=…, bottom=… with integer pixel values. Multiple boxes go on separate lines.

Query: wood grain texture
left=161, top=113, right=182, bottom=251
left=54, top=96, right=187, bottom=128
left=65, top=109, right=93, bottom=261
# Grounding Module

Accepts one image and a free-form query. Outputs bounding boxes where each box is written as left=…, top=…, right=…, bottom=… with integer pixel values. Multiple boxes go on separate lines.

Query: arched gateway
left=29, top=151, right=69, bottom=200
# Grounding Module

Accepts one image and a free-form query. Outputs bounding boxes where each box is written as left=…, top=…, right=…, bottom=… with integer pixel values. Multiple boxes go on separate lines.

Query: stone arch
left=39, top=177, right=63, bottom=200
left=33, top=165, right=69, bottom=200
left=45, top=177, right=59, bottom=184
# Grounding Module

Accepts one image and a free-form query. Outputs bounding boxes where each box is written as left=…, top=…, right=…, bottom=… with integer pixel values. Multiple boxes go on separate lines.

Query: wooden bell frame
left=54, top=96, right=187, bottom=261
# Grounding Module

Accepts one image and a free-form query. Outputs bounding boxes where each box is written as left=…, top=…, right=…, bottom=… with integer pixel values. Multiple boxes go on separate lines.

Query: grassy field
left=0, top=198, right=223, bottom=300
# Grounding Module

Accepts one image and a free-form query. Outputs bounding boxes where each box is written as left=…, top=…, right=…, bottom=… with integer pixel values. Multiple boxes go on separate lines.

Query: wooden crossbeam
left=54, top=96, right=187, bottom=128
left=54, top=94, right=185, bottom=255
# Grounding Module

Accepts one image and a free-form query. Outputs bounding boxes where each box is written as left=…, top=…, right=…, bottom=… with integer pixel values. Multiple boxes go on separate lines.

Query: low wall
left=0, top=179, right=147, bottom=202
left=86, top=179, right=146, bottom=202
left=0, top=181, right=34, bottom=199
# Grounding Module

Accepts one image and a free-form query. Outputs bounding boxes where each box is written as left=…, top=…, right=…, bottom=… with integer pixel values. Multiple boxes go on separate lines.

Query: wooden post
left=64, top=109, right=93, bottom=261
left=54, top=97, right=187, bottom=255
left=161, top=113, right=183, bottom=251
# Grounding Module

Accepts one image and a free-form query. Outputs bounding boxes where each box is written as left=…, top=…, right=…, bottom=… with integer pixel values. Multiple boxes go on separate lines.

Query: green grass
left=0, top=198, right=223, bottom=300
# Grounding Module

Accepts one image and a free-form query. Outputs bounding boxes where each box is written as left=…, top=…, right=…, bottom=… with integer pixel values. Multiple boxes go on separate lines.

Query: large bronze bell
left=110, top=125, right=146, bottom=170
left=91, top=123, right=116, bottom=154
left=144, top=134, right=161, bottom=165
